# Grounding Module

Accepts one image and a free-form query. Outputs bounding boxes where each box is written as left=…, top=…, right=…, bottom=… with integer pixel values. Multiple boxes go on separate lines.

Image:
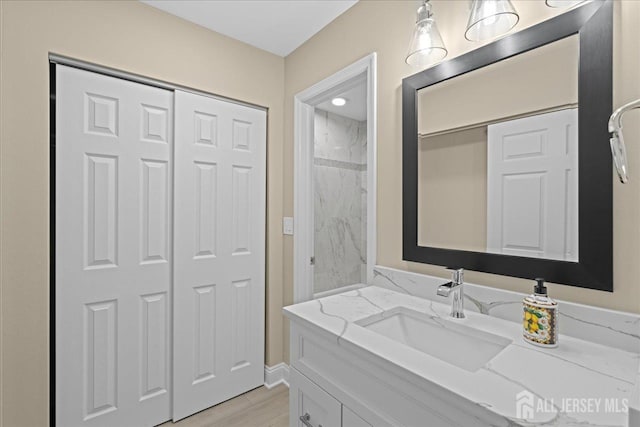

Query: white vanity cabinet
left=287, top=319, right=507, bottom=427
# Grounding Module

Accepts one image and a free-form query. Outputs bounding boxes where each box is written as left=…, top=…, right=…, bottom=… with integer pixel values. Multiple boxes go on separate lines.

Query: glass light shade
left=545, top=0, right=587, bottom=8
left=406, top=2, right=447, bottom=68
left=610, top=132, right=629, bottom=183
left=465, top=0, right=519, bottom=42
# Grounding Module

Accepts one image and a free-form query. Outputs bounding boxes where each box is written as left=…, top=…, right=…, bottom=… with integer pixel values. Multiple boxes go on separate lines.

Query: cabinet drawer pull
left=300, top=413, right=322, bottom=427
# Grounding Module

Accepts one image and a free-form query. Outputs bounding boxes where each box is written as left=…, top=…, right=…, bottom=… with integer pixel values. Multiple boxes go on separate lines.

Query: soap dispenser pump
left=523, top=278, right=558, bottom=348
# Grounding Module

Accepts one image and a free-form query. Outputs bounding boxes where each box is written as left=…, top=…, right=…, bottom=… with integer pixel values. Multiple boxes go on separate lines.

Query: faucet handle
left=446, top=267, right=464, bottom=283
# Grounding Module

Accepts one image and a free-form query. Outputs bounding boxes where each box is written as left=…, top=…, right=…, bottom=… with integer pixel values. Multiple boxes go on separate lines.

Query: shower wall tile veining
left=314, top=109, right=367, bottom=294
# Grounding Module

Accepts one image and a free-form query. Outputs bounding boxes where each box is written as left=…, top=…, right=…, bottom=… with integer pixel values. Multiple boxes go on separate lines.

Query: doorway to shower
left=293, top=53, right=377, bottom=303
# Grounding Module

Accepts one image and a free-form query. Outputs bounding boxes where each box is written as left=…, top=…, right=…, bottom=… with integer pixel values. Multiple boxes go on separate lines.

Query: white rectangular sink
left=356, top=307, right=511, bottom=372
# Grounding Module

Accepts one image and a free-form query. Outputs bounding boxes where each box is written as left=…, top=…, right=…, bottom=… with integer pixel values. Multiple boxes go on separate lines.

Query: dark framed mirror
left=402, top=0, right=613, bottom=291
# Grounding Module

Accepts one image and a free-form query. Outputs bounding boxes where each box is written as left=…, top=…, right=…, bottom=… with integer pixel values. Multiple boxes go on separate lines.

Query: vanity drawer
left=290, top=367, right=341, bottom=427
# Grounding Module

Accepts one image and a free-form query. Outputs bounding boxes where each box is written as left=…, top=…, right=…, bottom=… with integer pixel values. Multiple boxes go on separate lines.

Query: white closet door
left=173, top=91, right=266, bottom=420
left=487, top=108, right=578, bottom=261
left=56, top=65, right=172, bottom=426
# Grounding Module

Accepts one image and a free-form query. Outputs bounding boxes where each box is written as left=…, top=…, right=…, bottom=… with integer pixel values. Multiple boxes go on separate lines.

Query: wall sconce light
left=406, top=0, right=448, bottom=68
left=465, top=0, right=520, bottom=42
left=545, top=0, right=588, bottom=8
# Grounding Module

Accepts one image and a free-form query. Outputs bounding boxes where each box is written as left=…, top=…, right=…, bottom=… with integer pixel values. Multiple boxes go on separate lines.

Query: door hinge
left=310, top=256, right=315, bottom=266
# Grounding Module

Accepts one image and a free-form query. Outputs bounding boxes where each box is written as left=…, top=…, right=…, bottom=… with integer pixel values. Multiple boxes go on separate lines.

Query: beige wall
left=419, top=126, right=488, bottom=251
left=283, top=0, right=640, bottom=364
left=418, top=34, right=578, bottom=135
left=0, top=1, right=285, bottom=425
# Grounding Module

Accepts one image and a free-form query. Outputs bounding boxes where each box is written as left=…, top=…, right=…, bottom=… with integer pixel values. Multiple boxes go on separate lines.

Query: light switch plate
left=283, top=217, right=294, bottom=235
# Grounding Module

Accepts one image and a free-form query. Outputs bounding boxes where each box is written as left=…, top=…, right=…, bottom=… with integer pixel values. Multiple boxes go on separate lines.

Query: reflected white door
left=56, top=65, right=172, bottom=426
left=173, top=91, right=266, bottom=421
left=487, top=108, right=578, bottom=261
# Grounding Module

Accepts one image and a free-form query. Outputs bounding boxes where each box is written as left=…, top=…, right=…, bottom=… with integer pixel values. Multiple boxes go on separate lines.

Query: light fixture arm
left=608, top=98, right=640, bottom=184
left=417, top=0, right=433, bottom=23
left=609, top=98, right=640, bottom=135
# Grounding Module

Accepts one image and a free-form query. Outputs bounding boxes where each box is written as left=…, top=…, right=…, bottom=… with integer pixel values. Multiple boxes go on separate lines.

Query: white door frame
left=293, top=53, right=377, bottom=303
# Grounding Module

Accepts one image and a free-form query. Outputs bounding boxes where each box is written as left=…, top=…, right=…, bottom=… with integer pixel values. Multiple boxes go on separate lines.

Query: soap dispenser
left=523, top=278, right=558, bottom=348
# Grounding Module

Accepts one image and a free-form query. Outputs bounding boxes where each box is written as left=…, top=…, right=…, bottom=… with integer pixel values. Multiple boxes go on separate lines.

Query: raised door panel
left=84, top=300, right=118, bottom=420
left=56, top=65, right=172, bottom=427
left=85, top=93, right=119, bottom=137
left=232, top=119, right=252, bottom=151
left=141, top=160, right=169, bottom=264
left=231, top=279, right=251, bottom=371
left=195, top=112, right=218, bottom=146
left=502, top=130, right=546, bottom=160
left=141, top=105, right=168, bottom=144
left=232, top=166, right=252, bottom=255
left=193, top=284, right=217, bottom=384
left=140, top=292, right=168, bottom=401
left=501, top=172, right=545, bottom=255
left=194, top=161, right=218, bottom=259
left=85, top=154, right=119, bottom=269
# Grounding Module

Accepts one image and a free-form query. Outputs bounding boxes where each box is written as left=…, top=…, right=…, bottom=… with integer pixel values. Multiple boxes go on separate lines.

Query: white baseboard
left=264, top=363, right=290, bottom=389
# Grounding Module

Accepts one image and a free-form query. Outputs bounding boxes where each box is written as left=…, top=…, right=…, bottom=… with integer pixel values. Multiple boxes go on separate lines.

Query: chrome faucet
left=437, top=268, right=465, bottom=318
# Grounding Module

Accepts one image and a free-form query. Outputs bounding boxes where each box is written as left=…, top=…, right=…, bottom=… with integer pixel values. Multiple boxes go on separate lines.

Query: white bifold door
left=486, top=108, right=578, bottom=261
left=172, top=91, right=266, bottom=420
left=56, top=65, right=174, bottom=427
left=56, top=65, right=266, bottom=426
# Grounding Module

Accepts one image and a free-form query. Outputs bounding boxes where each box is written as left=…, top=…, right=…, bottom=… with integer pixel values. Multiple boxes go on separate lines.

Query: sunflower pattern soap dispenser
left=523, top=278, right=558, bottom=348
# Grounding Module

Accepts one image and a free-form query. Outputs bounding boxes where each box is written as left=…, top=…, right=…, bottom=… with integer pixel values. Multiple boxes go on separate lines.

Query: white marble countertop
left=284, top=286, right=639, bottom=427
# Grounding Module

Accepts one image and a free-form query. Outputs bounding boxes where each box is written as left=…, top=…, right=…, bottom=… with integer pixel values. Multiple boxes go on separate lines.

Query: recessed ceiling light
left=331, top=97, right=347, bottom=107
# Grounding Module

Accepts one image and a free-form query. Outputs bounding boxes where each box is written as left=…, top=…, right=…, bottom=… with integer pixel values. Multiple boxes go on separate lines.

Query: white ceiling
left=316, top=80, right=367, bottom=122
left=141, top=0, right=358, bottom=57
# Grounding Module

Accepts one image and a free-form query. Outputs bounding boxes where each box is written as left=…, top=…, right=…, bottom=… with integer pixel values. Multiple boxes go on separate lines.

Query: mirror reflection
left=417, top=35, right=579, bottom=262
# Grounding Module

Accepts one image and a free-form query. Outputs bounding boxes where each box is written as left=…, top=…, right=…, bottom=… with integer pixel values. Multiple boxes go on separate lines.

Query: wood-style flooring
left=161, top=385, right=289, bottom=427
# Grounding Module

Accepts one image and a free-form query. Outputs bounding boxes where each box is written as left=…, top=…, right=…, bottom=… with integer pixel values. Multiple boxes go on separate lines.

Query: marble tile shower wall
left=314, top=109, right=367, bottom=294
